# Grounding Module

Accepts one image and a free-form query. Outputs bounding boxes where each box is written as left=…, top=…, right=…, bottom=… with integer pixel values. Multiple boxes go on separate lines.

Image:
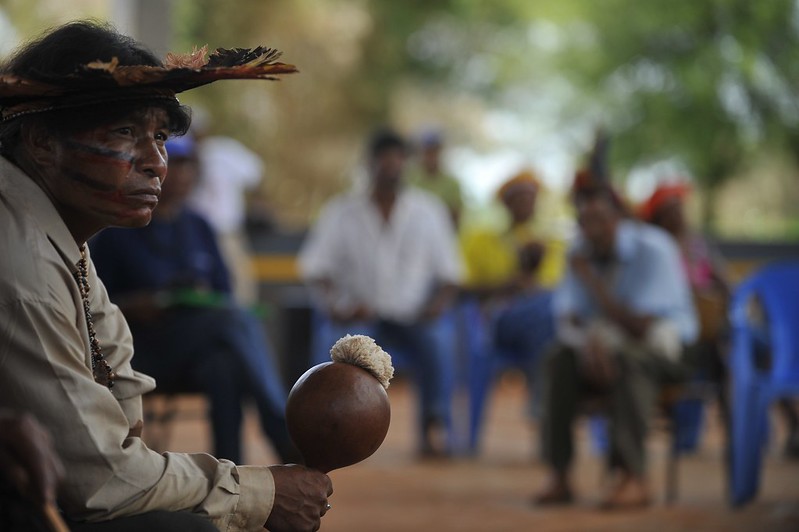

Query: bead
left=74, top=244, right=115, bottom=390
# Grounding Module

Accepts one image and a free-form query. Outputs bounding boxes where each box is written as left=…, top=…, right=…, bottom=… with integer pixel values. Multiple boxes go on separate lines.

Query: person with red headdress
left=639, top=181, right=799, bottom=456
left=638, top=182, right=730, bottom=300
left=638, top=181, right=730, bottom=381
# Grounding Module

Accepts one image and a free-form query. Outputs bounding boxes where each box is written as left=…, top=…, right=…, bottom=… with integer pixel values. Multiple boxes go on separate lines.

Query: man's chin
left=112, top=212, right=153, bottom=229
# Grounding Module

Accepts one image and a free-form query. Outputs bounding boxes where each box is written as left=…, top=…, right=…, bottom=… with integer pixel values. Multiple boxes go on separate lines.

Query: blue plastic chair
left=729, top=261, right=799, bottom=507
left=462, top=295, right=555, bottom=453
left=463, top=300, right=520, bottom=452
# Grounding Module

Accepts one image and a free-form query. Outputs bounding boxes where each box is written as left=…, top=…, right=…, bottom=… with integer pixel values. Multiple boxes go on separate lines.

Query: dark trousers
left=66, top=511, right=216, bottom=531
left=130, top=306, right=299, bottom=464
left=539, top=343, right=688, bottom=477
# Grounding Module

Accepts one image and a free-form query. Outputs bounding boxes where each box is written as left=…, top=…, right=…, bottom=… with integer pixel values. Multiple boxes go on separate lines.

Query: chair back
left=730, top=261, right=799, bottom=386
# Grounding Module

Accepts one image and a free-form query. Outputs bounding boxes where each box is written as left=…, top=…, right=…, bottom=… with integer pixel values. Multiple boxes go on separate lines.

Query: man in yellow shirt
left=461, top=170, right=565, bottom=296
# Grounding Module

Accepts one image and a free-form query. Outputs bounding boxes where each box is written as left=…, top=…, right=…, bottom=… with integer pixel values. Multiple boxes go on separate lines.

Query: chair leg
left=730, top=382, right=764, bottom=506
left=666, top=407, right=679, bottom=505
left=468, top=352, right=494, bottom=453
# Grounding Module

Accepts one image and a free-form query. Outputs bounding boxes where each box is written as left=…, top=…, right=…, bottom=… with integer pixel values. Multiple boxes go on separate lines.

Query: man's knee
left=543, top=343, right=578, bottom=376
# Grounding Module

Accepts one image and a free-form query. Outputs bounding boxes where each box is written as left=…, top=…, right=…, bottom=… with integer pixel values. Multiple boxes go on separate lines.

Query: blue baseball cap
left=166, top=135, right=196, bottom=159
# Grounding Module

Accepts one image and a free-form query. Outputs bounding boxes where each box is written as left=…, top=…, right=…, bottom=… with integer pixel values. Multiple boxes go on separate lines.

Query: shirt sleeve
left=425, top=198, right=463, bottom=285
left=0, top=273, right=274, bottom=531
left=631, top=233, right=699, bottom=344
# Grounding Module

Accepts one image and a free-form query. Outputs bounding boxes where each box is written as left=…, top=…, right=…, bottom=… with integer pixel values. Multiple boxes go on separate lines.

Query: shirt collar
left=0, top=156, right=82, bottom=268
left=614, top=219, right=637, bottom=262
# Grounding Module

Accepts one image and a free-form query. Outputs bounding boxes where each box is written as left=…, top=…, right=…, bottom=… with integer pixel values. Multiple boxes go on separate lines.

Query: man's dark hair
left=573, top=183, right=626, bottom=214
left=367, top=127, right=408, bottom=160
left=0, top=20, right=191, bottom=159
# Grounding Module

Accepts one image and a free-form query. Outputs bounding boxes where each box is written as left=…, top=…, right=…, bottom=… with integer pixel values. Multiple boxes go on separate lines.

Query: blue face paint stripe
left=62, top=139, right=136, bottom=164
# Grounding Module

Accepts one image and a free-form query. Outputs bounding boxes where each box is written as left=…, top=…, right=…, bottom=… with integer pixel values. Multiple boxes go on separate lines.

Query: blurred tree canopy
left=551, top=0, right=799, bottom=229
left=2, top=0, right=798, bottom=235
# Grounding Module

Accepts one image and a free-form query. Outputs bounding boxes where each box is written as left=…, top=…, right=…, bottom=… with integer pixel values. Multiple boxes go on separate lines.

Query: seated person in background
left=535, top=184, right=698, bottom=509
left=406, top=128, right=464, bottom=229
left=90, top=135, right=300, bottom=465
left=299, top=128, right=463, bottom=457
left=460, top=171, right=562, bottom=403
left=639, top=181, right=732, bottom=421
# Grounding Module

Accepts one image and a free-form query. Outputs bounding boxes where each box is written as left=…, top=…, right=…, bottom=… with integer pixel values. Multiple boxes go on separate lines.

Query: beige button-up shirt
left=0, top=156, right=274, bottom=531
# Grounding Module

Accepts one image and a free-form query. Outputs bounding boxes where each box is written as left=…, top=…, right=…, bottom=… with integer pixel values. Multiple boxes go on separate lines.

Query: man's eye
left=115, top=127, right=133, bottom=136
left=155, top=131, right=169, bottom=142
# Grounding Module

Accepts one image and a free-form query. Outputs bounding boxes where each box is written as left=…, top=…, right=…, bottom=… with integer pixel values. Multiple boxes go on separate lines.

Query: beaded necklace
left=74, top=245, right=116, bottom=389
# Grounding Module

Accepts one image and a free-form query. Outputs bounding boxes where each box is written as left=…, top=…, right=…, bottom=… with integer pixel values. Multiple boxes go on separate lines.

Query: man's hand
left=265, top=464, right=333, bottom=532
left=569, top=253, right=595, bottom=285
left=0, top=411, right=64, bottom=505
left=330, top=304, right=374, bottom=324
left=118, top=292, right=167, bottom=322
left=420, top=283, right=458, bottom=321
left=579, top=335, right=617, bottom=391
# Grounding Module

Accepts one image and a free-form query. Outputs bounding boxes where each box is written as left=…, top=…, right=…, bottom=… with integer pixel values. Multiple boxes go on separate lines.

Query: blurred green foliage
left=2, top=0, right=798, bottom=236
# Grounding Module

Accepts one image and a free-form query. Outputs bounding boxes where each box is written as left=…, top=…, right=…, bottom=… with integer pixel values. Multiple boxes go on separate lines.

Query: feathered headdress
left=638, top=182, right=691, bottom=222
left=0, top=45, right=297, bottom=122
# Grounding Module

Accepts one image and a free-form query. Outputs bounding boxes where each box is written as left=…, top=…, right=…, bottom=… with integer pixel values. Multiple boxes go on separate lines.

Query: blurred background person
left=90, top=135, right=299, bottom=465
left=187, top=108, right=265, bottom=306
left=459, top=170, right=562, bottom=414
left=299, top=127, right=463, bottom=458
left=462, top=169, right=566, bottom=294
left=536, top=183, right=697, bottom=509
left=407, top=128, right=464, bottom=229
left=638, top=182, right=731, bottom=415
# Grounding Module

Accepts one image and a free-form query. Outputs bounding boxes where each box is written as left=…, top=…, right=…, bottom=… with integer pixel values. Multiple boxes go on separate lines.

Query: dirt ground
left=161, top=374, right=799, bottom=532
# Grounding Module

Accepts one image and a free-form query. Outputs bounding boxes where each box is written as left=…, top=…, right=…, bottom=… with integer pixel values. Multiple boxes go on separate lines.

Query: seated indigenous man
left=535, top=185, right=698, bottom=509
left=0, top=21, right=331, bottom=531
left=90, top=135, right=299, bottom=466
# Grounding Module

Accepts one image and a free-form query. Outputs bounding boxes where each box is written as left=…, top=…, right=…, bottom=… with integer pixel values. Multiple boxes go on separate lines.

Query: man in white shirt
left=299, top=128, right=463, bottom=457
left=189, top=110, right=265, bottom=306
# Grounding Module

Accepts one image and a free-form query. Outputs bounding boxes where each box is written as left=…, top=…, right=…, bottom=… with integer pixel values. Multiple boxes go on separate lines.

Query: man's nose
left=138, top=140, right=168, bottom=181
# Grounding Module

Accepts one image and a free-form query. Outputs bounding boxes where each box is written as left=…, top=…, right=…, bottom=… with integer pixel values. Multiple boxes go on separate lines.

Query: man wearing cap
left=0, top=21, right=331, bottom=531
left=406, top=129, right=464, bottom=229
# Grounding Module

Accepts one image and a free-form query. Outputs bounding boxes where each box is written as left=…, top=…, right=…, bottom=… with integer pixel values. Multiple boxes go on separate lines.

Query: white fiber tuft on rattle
left=330, top=334, right=394, bottom=389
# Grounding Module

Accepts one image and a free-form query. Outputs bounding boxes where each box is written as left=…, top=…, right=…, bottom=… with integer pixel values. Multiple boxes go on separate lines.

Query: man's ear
left=19, top=123, right=59, bottom=168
